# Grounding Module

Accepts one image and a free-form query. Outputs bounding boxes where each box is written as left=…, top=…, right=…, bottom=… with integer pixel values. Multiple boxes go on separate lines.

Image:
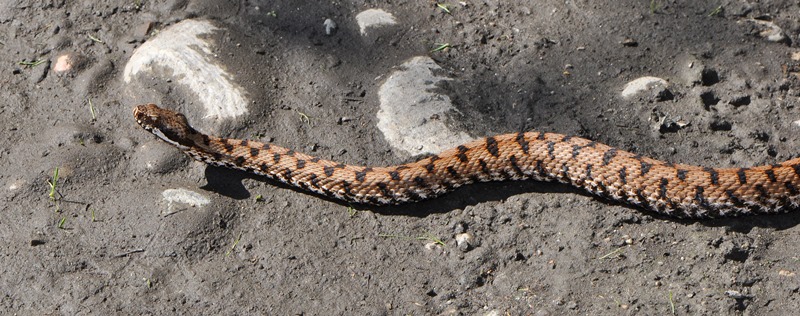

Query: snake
left=134, top=103, right=800, bottom=218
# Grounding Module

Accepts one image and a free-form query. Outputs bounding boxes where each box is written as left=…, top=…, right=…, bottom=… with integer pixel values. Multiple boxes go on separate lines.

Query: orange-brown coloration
left=134, top=104, right=800, bottom=218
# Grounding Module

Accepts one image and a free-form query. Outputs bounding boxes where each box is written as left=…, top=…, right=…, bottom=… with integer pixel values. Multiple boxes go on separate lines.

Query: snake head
left=133, top=103, right=197, bottom=149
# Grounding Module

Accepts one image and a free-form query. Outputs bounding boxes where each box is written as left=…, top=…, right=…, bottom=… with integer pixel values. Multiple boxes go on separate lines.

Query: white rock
left=53, top=54, right=72, bottom=72
left=323, top=18, right=337, bottom=35
left=123, top=19, right=248, bottom=120
left=162, top=188, right=210, bottom=214
left=355, top=9, right=397, bottom=35
left=621, top=76, right=668, bottom=99
left=455, top=232, right=474, bottom=250
left=376, top=56, right=476, bottom=157
left=740, top=18, right=787, bottom=43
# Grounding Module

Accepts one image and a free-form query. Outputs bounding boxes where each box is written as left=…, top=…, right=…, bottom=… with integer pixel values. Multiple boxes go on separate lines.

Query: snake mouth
left=133, top=104, right=161, bottom=131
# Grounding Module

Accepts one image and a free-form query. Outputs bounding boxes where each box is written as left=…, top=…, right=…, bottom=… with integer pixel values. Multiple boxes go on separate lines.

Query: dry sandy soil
left=3, top=0, right=800, bottom=314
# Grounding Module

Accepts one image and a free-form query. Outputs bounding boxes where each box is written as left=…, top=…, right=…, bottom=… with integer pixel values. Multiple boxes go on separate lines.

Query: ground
left=2, top=0, right=800, bottom=315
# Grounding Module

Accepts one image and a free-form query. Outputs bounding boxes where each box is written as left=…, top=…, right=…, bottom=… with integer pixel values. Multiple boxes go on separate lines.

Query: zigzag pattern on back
left=134, top=103, right=800, bottom=218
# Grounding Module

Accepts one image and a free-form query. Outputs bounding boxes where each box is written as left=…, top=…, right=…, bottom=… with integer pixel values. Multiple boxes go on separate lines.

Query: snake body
left=134, top=104, right=800, bottom=218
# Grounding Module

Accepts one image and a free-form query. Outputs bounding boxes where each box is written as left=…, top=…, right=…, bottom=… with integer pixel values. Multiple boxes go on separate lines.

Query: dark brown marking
left=283, top=169, right=293, bottom=182
left=479, top=159, right=491, bottom=175
left=536, top=132, right=546, bottom=140
left=341, top=181, right=351, bottom=196
left=296, top=159, right=306, bottom=169
left=635, top=189, right=647, bottom=204
left=425, top=163, right=435, bottom=173
left=725, top=190, right=745, bottom=207
left=792, top=164, right=800, bottom=177
left=659, top=178, right=669, bottom=200
left=233, top=156, right=246, bottom=166
left=694, top=186, right=708, bottom=208
left=765, top=169, right=777, bottom=183
left=261, top=143, right=271, bottom=150
left=560, top=164, right=570, bottom=180
left=376, top=182, right=391, bottom=197
left=355, top=170, right=367, bottom=182
left=736, top=168, right=747, bottom=184
left=516, top=132, right=529, bottom=154
left=596, top=182, right=608, bottom=196
left=389, top=171, right=400, bottom=181
left=562, top=135, right=572, bottom=142
left=602, top=148, right=617, bottom=166
left=223, top=142, right=234, bottom=153
left=323, top=166, right=335, bottom=177
left=309, top=157, right=320, bottom=163
left=413, top=176, right=427, bottom=188
left=572, top=145, right=581, bottom=158
left=663, top=161, right=674, bottom=168
left=756, top=184, right=768, bottom=198
left=272, top=153, right=281, bottom=164
left=308, top=174, right=319, bottom=187
left=785, top=181, right=799, bottom=195
left=335, top=163, right=345, bottom=169
left=485, top=137, right=500, bottom=157
left=201, top=134, right=211, bottom=146
left=249, top=147, right=259, bottom=157
left=240, top=139, right=249, bottom=147
left=456, top=145, right=469, bottom=163
left=446, top=166, right=459, bottom=178
left=619, top=167, right=627, bottom=184
left=424, top=156, right=438, bottom=173
left=535, top=160, right=546, bottom=175
left=703, top=167, right=719, bottom=185
left=259, top=164, right=268, bottom=173
left=285, top=149, right=295, bottom=156
left=547, top=141, right=556, bottom=159
left=584, top=141, right=597, bottom=148
left=585, top=164, right=593, bottom=180
left=640, top=162, right=652, bottom=176
left=509, top=155, right=524, bottom=176
left=676, top=169, right=688, bottom=181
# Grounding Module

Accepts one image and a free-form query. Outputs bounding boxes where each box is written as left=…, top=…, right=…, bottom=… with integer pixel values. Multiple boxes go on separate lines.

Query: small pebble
left=323, top=18, right=337, bottom=35
left=621, top=38, right=638, bottom=47
left=455, top=232, right=474, bottom=251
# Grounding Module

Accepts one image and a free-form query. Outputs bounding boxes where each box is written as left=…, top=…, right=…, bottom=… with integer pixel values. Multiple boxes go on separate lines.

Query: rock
left=323, top=18, right=337, bottom=35
left=376, top=56, right=476, bottom=157
left=53, top=54, right=73, bottom=72
left=620, top=76, right=669, bottom=100
left=455, top=232, right=474, bottom=251
left=162, top=188, right=211, bottom=214
left=621, top=37, right=638, bottom=47
left=355, top=9, right=397, bottom=35
left=739, top=18, right=788, bottom=44
left=124, top=19, right=249, bottom=120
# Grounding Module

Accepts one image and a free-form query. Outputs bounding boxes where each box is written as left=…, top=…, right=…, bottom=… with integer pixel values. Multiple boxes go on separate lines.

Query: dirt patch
left=3, top=0, right=800, bottom=314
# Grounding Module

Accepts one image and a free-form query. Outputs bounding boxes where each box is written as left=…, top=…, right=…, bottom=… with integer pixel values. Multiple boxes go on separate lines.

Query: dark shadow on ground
left=200, top=164, right=800, bottom=230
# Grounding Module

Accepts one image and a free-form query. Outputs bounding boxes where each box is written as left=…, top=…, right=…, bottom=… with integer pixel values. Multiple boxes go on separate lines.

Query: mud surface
left=3, top=1, right=800, bottom=314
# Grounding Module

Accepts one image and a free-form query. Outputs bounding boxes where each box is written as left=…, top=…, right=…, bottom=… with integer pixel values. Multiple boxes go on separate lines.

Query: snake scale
left=134, top=103, right=800, bottom=218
